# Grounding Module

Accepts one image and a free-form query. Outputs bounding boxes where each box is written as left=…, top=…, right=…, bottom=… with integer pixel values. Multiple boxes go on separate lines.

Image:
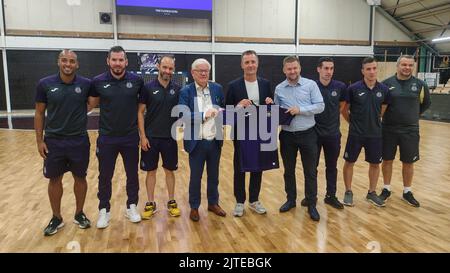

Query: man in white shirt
left=178, top=58, right=226, bottom=222
left=225, top=50, right=274, bottom=217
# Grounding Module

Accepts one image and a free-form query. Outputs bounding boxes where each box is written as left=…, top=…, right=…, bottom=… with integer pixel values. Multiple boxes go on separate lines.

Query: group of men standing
left=35, top=47, right=430, bottom=236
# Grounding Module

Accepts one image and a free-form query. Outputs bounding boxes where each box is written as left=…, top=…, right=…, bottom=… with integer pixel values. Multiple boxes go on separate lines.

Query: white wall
left=4, top=0, right=113, bottom=33
left=374, top=9, right=413, bottom=42
left=214, top=0, right=295, bottom=40
left=299, top=0, right=370, bottom=41
left=1, top=0, right=412, bottom=53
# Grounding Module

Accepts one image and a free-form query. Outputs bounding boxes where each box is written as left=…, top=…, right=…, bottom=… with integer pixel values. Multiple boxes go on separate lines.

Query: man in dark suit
left=178, top=58, right=226, bottom=222
left=226, top=50, right=274, bottom=217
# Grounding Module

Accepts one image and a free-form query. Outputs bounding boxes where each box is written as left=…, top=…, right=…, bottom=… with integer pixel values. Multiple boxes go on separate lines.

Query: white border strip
left=4, top=36, right=373, bottom=56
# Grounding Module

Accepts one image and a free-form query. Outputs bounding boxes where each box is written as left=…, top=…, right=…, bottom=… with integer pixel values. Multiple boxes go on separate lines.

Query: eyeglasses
left=194, top=69, right=210, bottom=74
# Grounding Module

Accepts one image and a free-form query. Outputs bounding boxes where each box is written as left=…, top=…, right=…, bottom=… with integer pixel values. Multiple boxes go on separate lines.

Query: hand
left=265, top=97, right=274, bottom=104
left=37, top=141, right=48, bottom=159
left=238, top=99, right=252, bottom=108
left=205, top=108, right=219, bottom=119
left=285, top=107, right=300, bottom=116
left=140, top=137, right=151, bottom=151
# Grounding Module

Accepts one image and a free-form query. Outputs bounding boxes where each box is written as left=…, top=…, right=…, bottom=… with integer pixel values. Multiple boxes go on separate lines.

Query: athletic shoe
left=167, top=200, right=181, bottom=217
left=125, top=204, right=141, bottom=223
left=343, top=190, right=354, bottom=207
left=366, top=191, right=386, bottom=207
left=233, top=203, right=244, bottom=217
left=44, top=216, right=64, bottom=236
left=379, top=188, right=391, bottom=201
left=142, top=202, right=157, bottom=220
left=96, top=208, right=111, bottom=229
left=402, top=191, right=420, bottom=207
left=73, top=211, right=91, bottom=229
left=324, top=195, right=344, bottom=209
left=249, top=201, right=267, bottom=214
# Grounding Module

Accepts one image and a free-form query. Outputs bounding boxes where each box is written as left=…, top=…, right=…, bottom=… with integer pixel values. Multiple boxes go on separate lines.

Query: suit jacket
left=225, top=76, right=273, bottom=140
left=225, top=76, right=272, bottom=106
left=178, top=81, right=225, bottom=154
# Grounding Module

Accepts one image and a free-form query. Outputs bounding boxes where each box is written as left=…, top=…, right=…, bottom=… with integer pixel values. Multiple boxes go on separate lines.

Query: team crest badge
left=170, top=89, right=175, bottom=95
left=126, top=82, right=133, bottom=88
left=331, top=91, right=338, bottom=97
left=411, top=84, right=418, bottom=92
left=75, top=87, right=82, bottom=94
left=376, top=92, right=382, bottom=97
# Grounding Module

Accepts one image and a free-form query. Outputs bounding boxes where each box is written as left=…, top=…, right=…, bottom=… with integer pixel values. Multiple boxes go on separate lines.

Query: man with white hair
left=178, top=58, right=226, bottom=222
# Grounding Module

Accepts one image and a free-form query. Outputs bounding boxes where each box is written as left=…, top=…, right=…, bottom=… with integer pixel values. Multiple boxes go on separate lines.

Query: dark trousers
left=233, top=141, right=262, bottom=203
left=96, top=134, right=139, bottom=211
left=317, top=134, right=341, bottom=197
left=188, top=140, right=221, bottom=209
left=279, top=128, right=318, bottom=205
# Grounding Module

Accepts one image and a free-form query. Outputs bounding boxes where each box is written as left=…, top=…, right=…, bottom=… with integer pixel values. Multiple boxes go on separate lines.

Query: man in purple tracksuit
left=301, top=57, right=346, bottom=210
left=89, top=46, right=144, bottom=228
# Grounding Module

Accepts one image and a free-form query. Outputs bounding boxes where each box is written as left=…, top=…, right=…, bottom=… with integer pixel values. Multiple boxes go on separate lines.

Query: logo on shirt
left=389, top=86, right=395, bottom=90
left=103, top=84, right=111, bottom=89
left=170, top=89, right=175, bottom=95
left=74, top=87, right=82, bottom=94
left=331, top=90, right=338, bottom=97
left=358, top=92, right=366, bottom=96
left=411, top=83, right=418, bottom=92
left=126, top=82, right=133, bottom=88
left=50, top=88, right=58, bottom=92
left=153, top=90, right=160, bottom=95
left=376, top=92, right=382, bottom=97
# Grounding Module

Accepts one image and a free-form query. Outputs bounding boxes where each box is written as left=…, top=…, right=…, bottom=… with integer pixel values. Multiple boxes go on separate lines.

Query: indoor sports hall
left=0, top=0, right=449, bottom=254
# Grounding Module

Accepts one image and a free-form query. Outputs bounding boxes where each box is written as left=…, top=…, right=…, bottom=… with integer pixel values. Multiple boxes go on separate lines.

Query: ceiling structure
left=376, top=0, right=450, bottom=54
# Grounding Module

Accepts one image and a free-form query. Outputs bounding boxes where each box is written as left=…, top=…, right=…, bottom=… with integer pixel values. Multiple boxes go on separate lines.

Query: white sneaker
left=233, top=203, right=245, bottom=217
left=249, top=201, right=267, bottom=214
left=96, top=208, right=111, bottom=229
left=125, top=204, right=142, bottom=223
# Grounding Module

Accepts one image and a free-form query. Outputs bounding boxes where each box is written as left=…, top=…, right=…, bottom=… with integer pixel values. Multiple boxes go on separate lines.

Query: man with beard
left=379, top=55, right=431, bottom=207
left=138, top=55, right=181, bottom=219
left=35, top=49, right=92, bottom=236
left=89, top=46, right=144, bottom=228
left=275, top=55, right=324, bottom=221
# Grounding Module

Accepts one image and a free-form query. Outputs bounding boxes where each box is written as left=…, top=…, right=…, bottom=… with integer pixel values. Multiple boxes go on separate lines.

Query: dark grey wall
left=0, top=51, right=6, bottom=110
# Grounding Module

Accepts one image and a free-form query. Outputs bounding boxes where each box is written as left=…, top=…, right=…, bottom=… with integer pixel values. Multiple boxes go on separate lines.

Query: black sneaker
left=379, top=188, right=391, bottom=201
left=324, top=195, right=344, bottom=209
left=402, top=191, right=420, bottom=207
left=74, top=211, right=91, bottom=229
left=366, top=191, right=386, bottom=207
left=44, top=216, right=64, bottom=236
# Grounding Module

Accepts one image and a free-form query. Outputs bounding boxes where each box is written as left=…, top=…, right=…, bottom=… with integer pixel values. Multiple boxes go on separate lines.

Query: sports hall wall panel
left=5, top=50, right=212, bottom=110
left=0, top=51, right=6, bottom=111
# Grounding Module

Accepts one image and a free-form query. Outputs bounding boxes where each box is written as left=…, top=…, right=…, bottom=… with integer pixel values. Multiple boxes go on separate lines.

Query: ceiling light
left=432, top=36, right=450, bottom=43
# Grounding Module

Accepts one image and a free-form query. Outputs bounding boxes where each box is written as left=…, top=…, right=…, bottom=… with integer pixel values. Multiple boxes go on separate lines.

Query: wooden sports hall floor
left=0, top=119, right=449, bottom=253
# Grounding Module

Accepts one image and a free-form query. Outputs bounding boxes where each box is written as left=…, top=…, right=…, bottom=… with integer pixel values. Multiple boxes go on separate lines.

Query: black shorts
left=43, top=135, right=90, bottom=178
left=343, top=135, right=382, bottom=164
left=382, top=130, right=420, bottom=163
left=140, top=137, right=178, bottom=171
